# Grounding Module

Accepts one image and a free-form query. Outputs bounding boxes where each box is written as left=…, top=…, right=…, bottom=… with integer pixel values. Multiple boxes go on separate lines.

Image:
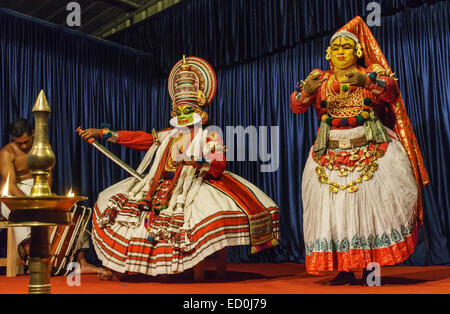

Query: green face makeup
left=176, top=105, right=195, bottom=125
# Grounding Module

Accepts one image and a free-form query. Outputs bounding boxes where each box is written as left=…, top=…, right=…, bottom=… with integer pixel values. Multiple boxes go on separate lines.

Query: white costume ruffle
left=92, top=127, right=279, bottom=275
left=302, top=126, right=418, bottom=262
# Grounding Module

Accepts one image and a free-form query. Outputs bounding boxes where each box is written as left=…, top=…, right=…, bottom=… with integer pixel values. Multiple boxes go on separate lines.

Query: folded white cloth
left=1, top=179, right=33, bottom=248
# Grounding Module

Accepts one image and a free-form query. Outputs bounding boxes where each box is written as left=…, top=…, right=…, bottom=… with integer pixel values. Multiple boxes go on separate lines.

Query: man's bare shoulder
left=0, top=143, right=16, bottom=160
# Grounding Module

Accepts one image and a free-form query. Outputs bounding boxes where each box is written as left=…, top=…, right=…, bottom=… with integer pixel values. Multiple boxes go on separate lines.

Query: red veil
left=335, top=16, right=429, bottom=222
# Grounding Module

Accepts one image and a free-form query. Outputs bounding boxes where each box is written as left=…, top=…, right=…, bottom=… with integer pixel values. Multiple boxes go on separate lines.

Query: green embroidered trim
left=305, top=221, right=417, bottom=256
left=314, top=121, right=330, bottom=155
left=363, top=109, right=391, bottom=143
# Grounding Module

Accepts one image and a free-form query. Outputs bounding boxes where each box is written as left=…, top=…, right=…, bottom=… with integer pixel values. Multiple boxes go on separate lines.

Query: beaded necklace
left=319, top=73, right=372, bottom=128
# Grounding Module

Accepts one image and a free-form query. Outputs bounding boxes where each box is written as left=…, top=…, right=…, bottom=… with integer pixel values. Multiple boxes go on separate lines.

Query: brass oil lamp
left=0, top=90, right=87, bottom=294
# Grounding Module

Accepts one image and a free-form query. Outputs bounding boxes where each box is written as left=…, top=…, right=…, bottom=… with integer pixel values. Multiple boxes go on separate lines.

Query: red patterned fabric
left=305, top=227, right=418, bottom=275
left=206, top=173, right=279, bottom=251
left=337, top=16, right=430, bottom=216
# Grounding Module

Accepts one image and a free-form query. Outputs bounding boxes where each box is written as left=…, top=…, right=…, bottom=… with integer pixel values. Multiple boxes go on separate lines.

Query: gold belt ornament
left=315, top=143, right=384, bottom=193
left=316, top=161, right=379, bottom=194
left=328, top=136, right=368, bottom=149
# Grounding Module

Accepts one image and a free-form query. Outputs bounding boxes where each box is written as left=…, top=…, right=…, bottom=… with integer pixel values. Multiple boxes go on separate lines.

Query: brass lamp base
left=0, top=196, right=87, bottom=227
left=0, top=195, right=87, bottom=294
left=0, top=90, right=89, bottom=294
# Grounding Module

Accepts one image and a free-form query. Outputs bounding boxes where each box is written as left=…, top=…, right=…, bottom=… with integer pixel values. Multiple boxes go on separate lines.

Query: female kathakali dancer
left=291, top=16, right=429, bottom=285
left=79, top=56, right=279, bottom=280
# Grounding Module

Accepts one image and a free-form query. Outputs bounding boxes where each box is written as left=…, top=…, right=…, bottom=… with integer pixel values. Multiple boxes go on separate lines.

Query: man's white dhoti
left=1, top=179, right=33, bottom=248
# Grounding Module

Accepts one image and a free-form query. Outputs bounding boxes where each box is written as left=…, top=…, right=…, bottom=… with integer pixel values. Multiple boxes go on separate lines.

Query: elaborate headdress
left=168, top=56, right=217, bottom=125
left=334, top=16, right=429, bottom=221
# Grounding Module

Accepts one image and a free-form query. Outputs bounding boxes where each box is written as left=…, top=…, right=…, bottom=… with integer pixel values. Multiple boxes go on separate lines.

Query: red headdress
left=336, top=16, right=429, bottom=222
left=168, top=56, right=217, bottom=124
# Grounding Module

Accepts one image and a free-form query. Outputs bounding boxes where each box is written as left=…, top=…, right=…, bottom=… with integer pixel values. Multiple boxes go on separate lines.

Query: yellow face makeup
left=330, top=37, right=358, bottom=70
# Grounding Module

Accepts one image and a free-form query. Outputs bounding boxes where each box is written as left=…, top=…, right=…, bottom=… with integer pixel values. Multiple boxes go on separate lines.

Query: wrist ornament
left=100, top=123, right=118, bottom=142
left=366, top=72, right=386, bottom=93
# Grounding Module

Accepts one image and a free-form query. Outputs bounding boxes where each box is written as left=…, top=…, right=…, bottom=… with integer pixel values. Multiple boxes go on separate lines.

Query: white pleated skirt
left=302, top=126, right=419, bottom=274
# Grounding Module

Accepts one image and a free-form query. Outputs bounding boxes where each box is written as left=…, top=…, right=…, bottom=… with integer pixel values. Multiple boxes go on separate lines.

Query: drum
left=49, top=205, right=91, bottom=276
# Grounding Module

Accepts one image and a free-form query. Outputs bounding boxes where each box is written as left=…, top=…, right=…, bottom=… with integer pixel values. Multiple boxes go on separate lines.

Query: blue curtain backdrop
left=1, top=0, right=449, bottom=267
left=0, top=9, right=163, bottom=201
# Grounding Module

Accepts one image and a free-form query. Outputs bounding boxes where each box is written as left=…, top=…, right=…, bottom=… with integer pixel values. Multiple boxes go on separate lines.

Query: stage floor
left=1, top=263, right=450, bottom=294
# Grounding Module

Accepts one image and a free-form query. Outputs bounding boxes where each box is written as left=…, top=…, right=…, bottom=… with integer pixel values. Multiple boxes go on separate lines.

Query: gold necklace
left=326, top=74, right=364, bottom=118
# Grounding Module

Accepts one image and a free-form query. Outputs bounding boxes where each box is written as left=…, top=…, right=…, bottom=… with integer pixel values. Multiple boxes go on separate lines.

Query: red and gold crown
left=168, top=56, right=217, bottom=124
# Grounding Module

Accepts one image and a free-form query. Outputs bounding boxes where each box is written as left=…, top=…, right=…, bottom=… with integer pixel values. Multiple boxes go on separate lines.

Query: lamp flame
left=67, top=188, right=74, bottom=197
left=1, top=173, right=10, bottom=197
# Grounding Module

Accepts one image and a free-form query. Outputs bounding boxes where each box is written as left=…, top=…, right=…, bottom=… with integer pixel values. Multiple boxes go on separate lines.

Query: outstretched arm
left=78, top=128, right=154, bottom=152
left=111, top=130, right=154, bottom=152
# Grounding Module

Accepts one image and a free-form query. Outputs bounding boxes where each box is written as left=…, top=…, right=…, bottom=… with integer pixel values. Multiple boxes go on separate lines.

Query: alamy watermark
left=173, top=123, right=280, bottom=173
left=66, top=2, right=81, bottom=27
left=365, top=262, right=382, bottom=286
left=367, top=2, right=381, bottom=26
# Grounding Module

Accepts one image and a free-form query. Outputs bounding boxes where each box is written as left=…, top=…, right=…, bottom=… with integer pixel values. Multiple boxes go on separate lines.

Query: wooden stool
left=193, top=248, right=227, bottom=281
left=0, top=220, right=23, bottom=277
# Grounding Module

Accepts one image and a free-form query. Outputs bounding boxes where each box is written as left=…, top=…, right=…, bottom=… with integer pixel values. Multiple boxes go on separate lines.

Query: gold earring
left=356, top=44, right=363, bottom=58
left=325, top=47, right=331, bottom=61
left=197, top=90, right=206, bottom=107
left=171, top=101, right=177, bottom=117
left=200, top=111, right=208, bottom=124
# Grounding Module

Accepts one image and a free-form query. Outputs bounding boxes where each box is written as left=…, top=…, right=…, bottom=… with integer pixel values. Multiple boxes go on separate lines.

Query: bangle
left=301, top=88, right=314, bottom=98
left=101, top=128, right=112, bottom=140
left=367, top=72, right=386, bottom=88
left=368, top=72, right=378, bottom=82
left=374, top=77, right=386, bottom=88
left=100, top=122, right=115, bottom=140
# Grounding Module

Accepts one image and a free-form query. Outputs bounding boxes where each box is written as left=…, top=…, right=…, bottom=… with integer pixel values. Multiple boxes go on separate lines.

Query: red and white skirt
left=302, top=126, right=419, bottom=274
left=92, top=172, right=279, bottom=276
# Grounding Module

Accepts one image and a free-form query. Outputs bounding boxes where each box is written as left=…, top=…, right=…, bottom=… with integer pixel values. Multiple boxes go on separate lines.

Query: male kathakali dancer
left=79, top=56, right=279, bottom=280
left=291, top=17, right=429, bottom=285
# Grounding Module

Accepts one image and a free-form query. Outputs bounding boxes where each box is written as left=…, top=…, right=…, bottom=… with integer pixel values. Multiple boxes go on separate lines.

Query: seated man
left=1, top=118, right=34, bottom=261
left=79, top=56, right=280, bottom=280
left=0, top=118, right=103, bottom=275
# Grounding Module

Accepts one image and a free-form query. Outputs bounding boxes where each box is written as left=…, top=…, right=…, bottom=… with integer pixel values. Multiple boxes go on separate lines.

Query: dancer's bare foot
left=77, top=251, right=105, bottom=275
left=323, top=271, right=357, bottom=286
left=97, top=268, right=123, bottom=281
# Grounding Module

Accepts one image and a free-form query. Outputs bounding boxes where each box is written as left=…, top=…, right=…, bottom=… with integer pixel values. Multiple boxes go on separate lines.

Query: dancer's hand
left=78, top=128, right=102, bottom=141
left=303, top=70, right=326, bottom=95
left=342, top=71, right=367, bottom=87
